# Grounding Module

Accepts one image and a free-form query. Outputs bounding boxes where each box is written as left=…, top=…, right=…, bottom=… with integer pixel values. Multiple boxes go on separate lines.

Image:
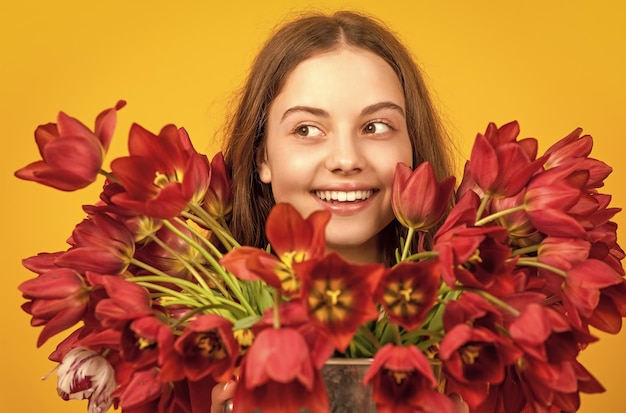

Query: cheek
left=372, top=141, right=413, bottom=183
left=265, top=152, right=315, bottom=202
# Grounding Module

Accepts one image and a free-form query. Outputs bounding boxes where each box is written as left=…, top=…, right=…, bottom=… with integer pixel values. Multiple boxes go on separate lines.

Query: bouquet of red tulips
left=15, top=101, right=626, bottom=413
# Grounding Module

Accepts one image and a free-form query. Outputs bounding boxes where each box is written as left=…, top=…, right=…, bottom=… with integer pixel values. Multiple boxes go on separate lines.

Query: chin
left=324, top=227, right=380, bottom=259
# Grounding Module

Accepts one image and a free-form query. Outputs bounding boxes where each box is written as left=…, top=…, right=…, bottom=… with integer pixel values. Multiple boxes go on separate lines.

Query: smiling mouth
left=313, top=190, right=375, bottom=203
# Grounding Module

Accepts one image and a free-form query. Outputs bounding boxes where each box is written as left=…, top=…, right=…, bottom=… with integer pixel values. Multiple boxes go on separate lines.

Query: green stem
left=187, top=204, right=240, bottom=250
left=476, top=193, right=492, bottom=222
left=511, top=245, right=539, bottom=256
left=357, top=324, right=381, bottom=349
left=146, top=228, right=212, bottom=292
left=401, top=227, right=415, bottom=262
left=180, top=208, right=232, bottom=250
left=160, top=220, right=255, bottom=315
left=170, top=303, right=243, bottom=327
left=159, top=220, right=230, bottom=297
left=406, top=328, right=445, bottom=338
left=466, top=288, right=521, bottom=317
left=128, top=280, right=207, bottom=306
left=125, top=271, right=213, bottom=304
left=516, top=257, right=567, bottom=277
left=403, top=250, right=439, bottom=262
left=129, top=279, right=247, bottom=317
left=475, top=204, right=526, bottom=226
left=98, top=169, right=119, bottom=183
left=174, top=216, right=223, bottom=259
left=272, top=289, right=281, bottom=329
left=391, top=323, right=403, bottom=346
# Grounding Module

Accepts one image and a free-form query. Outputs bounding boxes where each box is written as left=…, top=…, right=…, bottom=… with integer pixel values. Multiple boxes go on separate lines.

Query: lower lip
left=312, top=192, right=377, bottom=216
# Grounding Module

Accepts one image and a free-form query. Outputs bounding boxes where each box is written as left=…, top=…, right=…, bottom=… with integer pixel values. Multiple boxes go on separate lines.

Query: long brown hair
left=222, top=10, right=454, bottom=265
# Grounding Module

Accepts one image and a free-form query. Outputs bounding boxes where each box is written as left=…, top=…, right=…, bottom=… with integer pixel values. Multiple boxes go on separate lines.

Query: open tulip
left=297, top=253, right=384, bottom=351
left=465, top=121, right=545, bottom=198
left=377, top=260, right=440, bottom=330
left=110, top=124, right=210, bottom=219
left=221, top=203, right=330, bottom=295
left=173, top=314, right=239, bottom=382
left=364, top=343, right=457, bottom=413
left=14, top=106, right=626, bottom=413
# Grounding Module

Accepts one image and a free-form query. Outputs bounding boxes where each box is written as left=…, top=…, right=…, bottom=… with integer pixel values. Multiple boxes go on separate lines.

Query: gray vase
left=224, top=358, right=443, bottom=412
left=321, top=358, right=377, bottom=412
left=321, top=357, right=444, bottom=413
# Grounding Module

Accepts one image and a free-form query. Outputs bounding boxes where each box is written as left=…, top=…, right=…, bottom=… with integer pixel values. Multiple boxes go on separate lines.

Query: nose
left=324, top=131, right=366, bottom=175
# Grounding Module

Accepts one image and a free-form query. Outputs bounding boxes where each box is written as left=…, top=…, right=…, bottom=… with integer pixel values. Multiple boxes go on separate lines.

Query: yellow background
left=2, top=0, right=625, bottom=411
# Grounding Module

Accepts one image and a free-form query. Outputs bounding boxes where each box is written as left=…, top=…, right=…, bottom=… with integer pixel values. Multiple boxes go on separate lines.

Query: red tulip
left=134, top=220, right=206, bottom=280
left=563, top=259, right=624, bottom=318
left=18, top=268, right=90, bottom=346
left=508, top=304, right=586, bottom=411
left=110, top=124, right=210, bottom=219
left=118, top=315, right=178, bottom=376
left=173, top=314, right=238, bottom=382
left=392, top=162, right=455, bottom=231
left=221, top=203, right=330, bottom=295
left=588, top=280, right=626, bottom=333
left=464, top=121, right=545, bottom=198
left=298, top=253, right=384, bottom=351
left=543, top=128, right=612, bottom=188
left=523, top=176, right=586, bottom=237
left=440, top=293, right=522, bottom=409
left=377, top=260, right=440, bottom=330
left=267, top=203, right=330, bottom=260
left=87, top=273, right=153, bottom=329
left=56, top=212, right=135, bottom=275
left=543, top=127, right=589, bottom=169
left=538, top=237, right=590, bottom=272
left=233, top=327, right=329, bottom=413
left=203, top=152, right=233, bottom=219
left=116, top=367, right=176, bottom=412
left=363, top=343, right=457, bottom=413
left=15, top=101, right=125, bottom=191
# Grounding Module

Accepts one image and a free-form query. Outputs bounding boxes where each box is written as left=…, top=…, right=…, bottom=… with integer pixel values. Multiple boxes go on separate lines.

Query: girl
left=212, top=10, right=455, bottom=412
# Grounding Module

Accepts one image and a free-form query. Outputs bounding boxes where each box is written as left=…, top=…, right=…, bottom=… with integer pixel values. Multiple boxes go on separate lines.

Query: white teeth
left=314, top=190, right=373, bottom=202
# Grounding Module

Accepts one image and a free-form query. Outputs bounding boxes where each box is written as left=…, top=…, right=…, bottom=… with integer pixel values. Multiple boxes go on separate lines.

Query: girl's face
left=259, top=46, right=413, bottom=263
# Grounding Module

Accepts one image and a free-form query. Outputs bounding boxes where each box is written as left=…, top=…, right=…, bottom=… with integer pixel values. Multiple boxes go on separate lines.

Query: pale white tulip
left=56, top=347, right=116, bottom=413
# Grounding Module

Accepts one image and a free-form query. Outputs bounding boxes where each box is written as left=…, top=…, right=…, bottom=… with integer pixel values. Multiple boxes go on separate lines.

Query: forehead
left=270, top=46, right=406, bottom=113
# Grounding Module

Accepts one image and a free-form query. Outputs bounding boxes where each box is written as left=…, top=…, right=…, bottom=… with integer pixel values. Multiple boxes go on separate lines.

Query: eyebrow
left=361, top=101, right=405, bottom=118
left=280, top=101, right=405, bottom=122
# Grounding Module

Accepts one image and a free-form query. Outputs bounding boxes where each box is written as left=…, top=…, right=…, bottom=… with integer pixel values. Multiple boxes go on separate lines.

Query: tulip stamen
left=153, top=171, right=170, bottom=188
left=137, top=337, right=156, bottom=350
left=461, top=344, right=481, bottom=365
left=326, top=288, right=342, bottom=305
left=275, top=263, right=299, bottom=293
left=195, top=331, right=227, bottom=359
left=399, top=287, right=413, bottom=303
left=391, top=370, right=409, bottom=384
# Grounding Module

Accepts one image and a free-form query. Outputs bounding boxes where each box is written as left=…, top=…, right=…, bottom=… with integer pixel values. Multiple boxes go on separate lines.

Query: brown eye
left=294, top=125, right=323, bottom=138
left=363, top=121, right=391, bottom=134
